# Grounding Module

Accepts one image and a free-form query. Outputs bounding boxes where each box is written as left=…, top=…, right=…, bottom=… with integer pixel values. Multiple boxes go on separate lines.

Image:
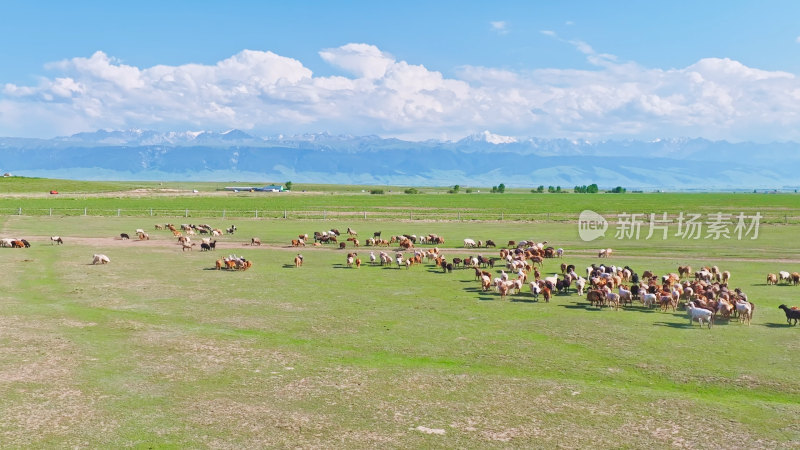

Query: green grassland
left=1, top=177, right=799, bottom=224
left=0, top=180, right=799, bottom=447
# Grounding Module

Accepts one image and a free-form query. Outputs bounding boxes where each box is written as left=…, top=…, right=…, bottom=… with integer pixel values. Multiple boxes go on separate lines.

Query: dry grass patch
left=186, top=398, right=331, bottom=449
left=624, top=398, right=784, bottom=449
left=279, top=367, right=372, bottom=402
left=0, top=316, right=119, bottom=447
left=131, top=327, right=298, bottom=382
left=2, top=388, right=119, bottom=447
left=0, top=316, right=75, bottom=383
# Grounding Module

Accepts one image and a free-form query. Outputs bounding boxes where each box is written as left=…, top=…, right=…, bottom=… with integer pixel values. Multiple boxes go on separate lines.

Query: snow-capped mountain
left=0, top=130, right=798, bottom=189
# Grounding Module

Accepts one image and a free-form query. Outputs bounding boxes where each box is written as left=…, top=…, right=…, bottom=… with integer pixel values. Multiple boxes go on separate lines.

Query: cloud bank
left=2, top=41, right=800, bottom=142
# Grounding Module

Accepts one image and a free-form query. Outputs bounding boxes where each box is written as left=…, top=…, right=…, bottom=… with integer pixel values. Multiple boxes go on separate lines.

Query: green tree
left=284, top=181, right=293, bottom=191
left=498, top=183, right=506, bottom=193
left=587, top=183, right=599, bottom=193
left=537, top=185, right=544, bottom=193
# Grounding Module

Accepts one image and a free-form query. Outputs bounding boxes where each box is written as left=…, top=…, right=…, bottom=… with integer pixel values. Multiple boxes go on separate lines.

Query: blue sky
left=2, top=1, right=800, bottom=142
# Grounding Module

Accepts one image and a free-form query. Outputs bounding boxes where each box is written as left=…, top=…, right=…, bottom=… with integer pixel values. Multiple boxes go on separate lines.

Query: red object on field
left=49, top=190, right=58, bottom=194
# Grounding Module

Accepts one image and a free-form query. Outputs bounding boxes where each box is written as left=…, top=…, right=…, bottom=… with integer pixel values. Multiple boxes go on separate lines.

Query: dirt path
left=19, top=234, right=800, bottom=264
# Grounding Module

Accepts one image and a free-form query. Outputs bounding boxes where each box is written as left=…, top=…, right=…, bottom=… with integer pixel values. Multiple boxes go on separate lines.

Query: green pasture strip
left=1, top=215, right=798, bottom=447
left=1, top=191, right=799, bottom=222
left=0, top=177, right=154, bottom=194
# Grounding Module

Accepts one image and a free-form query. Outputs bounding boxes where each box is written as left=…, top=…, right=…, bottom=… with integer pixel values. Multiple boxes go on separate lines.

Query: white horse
left=92, top=254, right=110, bottom=265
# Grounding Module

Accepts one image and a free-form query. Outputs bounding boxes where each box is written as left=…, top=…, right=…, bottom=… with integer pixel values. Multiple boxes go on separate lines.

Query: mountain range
left=1, top=129, right=798, bottom=190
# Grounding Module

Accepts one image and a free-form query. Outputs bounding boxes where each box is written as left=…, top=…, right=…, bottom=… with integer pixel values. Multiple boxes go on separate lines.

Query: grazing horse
left=778, top=305, right=800, bottom=325
left=120, top=233, right=130, bottom=240
left=294, top=254, right=303, bottom=267
left=735, top=300, right=754, bottom=325
left=92, top=254, right=110, bottom=264
left=50, top=236, right=63, bottom=245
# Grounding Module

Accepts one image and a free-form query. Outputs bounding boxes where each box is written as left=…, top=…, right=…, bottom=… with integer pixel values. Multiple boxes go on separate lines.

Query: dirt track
left=20, top=234, right=800, bottom=264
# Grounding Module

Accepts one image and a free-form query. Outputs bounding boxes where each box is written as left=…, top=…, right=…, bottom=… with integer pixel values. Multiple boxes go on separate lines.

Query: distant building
left=258, top=185, right=285, bottom=192
left=223, top=184, right=284, bottom=192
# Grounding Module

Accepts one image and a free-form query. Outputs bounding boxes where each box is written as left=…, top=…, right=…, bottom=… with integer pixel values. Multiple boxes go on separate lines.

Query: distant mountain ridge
left=0, top=130, right=798, bottom=190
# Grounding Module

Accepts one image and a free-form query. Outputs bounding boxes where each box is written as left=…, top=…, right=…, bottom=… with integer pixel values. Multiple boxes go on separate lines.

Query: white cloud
left=319, top=43, right=393, bottom=79
left=796, top=36, right=800, bottom=43
left=490, top=21, right=508, bottom=34
left=2, top=42, right=800, bottom=142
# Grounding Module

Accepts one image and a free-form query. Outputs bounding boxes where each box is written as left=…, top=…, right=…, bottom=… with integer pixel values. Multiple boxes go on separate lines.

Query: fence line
left=1, top=207, right=799, bottom=224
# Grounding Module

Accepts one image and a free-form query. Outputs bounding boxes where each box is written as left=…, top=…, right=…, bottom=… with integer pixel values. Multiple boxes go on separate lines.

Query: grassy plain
left=2, top=178, right=800, bottom=224
left=0, top=179, right=799, bottom=447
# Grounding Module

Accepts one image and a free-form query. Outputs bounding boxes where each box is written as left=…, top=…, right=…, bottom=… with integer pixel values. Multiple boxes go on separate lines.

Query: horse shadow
left=622, top=305, right=658, bottom=314
left=652, top=321, right=691, bottom=329
left=762, top=322, right=797, bottom=328
left=560, top=303, right=597, bottom=310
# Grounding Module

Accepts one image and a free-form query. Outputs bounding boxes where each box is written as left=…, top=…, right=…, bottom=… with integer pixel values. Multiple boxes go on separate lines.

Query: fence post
left=185, top=209, right=188, bottom=218
left=150, top=208, right=153, bottom=217
left=323, top=210, right=326, bottom=220
left=410, top=212, right=413, bottom=220
left=364, top=211, right=367, bottom=219
left=458, top=211, right=460, bottom=221
left=284, top=210, right=287, bottom=219
left=84, top=207, right=87, bottom=216
left=501, top=212, right=504, bottom=220
left=49, top=208, right=52, bottom=216
left=117, top=208, right=121, bottom=217
left=255, top=210, right=259, bottom=219
left=18, top=207, right=22, bottom=215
